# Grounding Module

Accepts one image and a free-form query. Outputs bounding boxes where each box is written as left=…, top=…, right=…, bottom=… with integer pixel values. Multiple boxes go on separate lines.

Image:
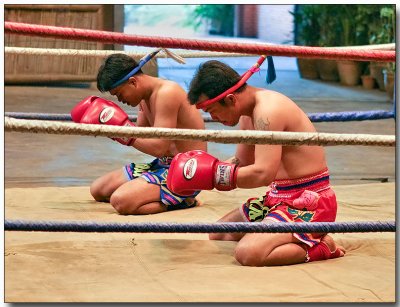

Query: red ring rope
left=4, top=22, right=395, bottom=62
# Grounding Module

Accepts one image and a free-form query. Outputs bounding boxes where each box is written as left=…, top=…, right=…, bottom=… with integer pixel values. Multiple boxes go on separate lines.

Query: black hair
left=97, top=53, right=143, bottom=92
left=188, top=60, right=246, bottom=105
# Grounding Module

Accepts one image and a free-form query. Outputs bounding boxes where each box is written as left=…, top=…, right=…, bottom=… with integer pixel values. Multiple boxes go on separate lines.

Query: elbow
left=152, top=145, right=171, bottom=158
left=153, top=149, right=168, bottom=158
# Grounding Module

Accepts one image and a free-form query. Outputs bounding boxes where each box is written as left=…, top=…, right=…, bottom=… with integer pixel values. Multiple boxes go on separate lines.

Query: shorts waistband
left=270, top=169, right=330, bottom=194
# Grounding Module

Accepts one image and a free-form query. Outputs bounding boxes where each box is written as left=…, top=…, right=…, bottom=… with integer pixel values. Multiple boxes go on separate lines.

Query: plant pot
left=383, top=70, right=395, bottom=100
left=337, top=60, right=362, bottom=86
left=370, top=62, right=386, bottom=91
left=317, top=59, right=339, bottom=82
left=361, top=75, right=376, bottom=90
left=296, top=58, right=319, bottom=79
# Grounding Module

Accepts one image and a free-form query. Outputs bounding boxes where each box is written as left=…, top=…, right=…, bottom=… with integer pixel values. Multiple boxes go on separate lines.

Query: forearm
left=236, top=165, right=274, bottom=189
left=132, top=138, right=175, bottom=158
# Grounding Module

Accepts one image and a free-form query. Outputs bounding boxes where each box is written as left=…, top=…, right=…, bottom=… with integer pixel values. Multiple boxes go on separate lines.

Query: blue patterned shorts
left=123, top=157, right=199, bottom=210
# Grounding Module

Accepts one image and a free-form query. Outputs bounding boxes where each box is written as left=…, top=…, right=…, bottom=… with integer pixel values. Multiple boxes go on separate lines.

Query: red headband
left=196, top=55, right=267, bottom=110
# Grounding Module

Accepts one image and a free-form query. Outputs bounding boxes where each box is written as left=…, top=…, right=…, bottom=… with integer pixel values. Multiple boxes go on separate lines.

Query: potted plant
left=361, top=65, right=376, bottom=90
left=333, top=5, right=363, bottom=86
left=368, top=5, right=395, bottom=91
left=291, top=5, right=321, bottom=79
left=381, top=7, right=395, bottom=100
left=316, top=5, right=341, bottom=82
left=337, top=59, right=362, bottom=86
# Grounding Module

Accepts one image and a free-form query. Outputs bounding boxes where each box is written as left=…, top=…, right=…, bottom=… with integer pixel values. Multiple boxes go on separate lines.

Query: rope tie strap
left=4, top=220, right=395, bottom=233
left=4, top=22, right=395, bottom=62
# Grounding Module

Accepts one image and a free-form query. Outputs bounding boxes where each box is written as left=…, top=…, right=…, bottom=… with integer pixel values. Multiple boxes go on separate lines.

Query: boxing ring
left=4, top=22, right=396, bottom=303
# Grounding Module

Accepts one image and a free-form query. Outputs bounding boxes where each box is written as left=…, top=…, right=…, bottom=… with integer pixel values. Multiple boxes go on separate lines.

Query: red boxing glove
left=167, top=150, right=239, bottom=196
left=71, top=96, right=136, bottom=146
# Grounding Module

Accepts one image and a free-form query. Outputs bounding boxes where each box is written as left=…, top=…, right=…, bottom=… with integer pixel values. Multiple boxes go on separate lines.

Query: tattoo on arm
left=255, top=117, right=270, bottom=130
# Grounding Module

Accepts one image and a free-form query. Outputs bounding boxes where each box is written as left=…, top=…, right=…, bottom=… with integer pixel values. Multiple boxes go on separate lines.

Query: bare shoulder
left=256, top=89, right=294, bottom=109
left=154, top=79, right=187, bottom=108
left=253, top=90, right=295, bottom=131
left=158, top=79, right=186, bottom=98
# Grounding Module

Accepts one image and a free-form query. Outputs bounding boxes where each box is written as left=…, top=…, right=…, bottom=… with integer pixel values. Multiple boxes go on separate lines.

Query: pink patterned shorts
left=240, top=169, right=337, bottom=247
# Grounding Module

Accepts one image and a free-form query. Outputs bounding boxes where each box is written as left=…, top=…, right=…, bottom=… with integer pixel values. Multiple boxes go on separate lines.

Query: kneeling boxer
left=167, top=57, right=345, bottom=266
left=71, top=51, right=206, bottom=215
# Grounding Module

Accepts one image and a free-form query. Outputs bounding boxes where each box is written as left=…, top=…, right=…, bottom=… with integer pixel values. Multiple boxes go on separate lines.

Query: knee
left=90, top=181, right=105, bottom=202
left=110, top=191, right=135, bottom=215
left=234, top=243, right=266, bottom=267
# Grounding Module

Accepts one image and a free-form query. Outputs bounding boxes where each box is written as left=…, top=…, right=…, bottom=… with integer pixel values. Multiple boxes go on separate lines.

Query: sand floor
left=5, top=182, right=395, bottom=302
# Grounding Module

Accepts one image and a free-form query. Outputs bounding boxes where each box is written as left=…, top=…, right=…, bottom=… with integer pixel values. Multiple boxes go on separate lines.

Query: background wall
left=257, top=5, right=295, bottom=44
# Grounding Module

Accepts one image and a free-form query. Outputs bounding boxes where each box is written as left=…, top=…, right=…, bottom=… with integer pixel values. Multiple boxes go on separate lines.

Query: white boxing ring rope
left=5, top=117, right=395, bottom=147
left=5, top=43, right=396, bottom=58
left=5, top=46, right=264, bottom=58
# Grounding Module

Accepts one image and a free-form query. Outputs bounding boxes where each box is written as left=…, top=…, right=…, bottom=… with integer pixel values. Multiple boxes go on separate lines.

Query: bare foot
left=194, top=196, right=204, bottom=206
left=321, top=234, right=346, bottom=257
